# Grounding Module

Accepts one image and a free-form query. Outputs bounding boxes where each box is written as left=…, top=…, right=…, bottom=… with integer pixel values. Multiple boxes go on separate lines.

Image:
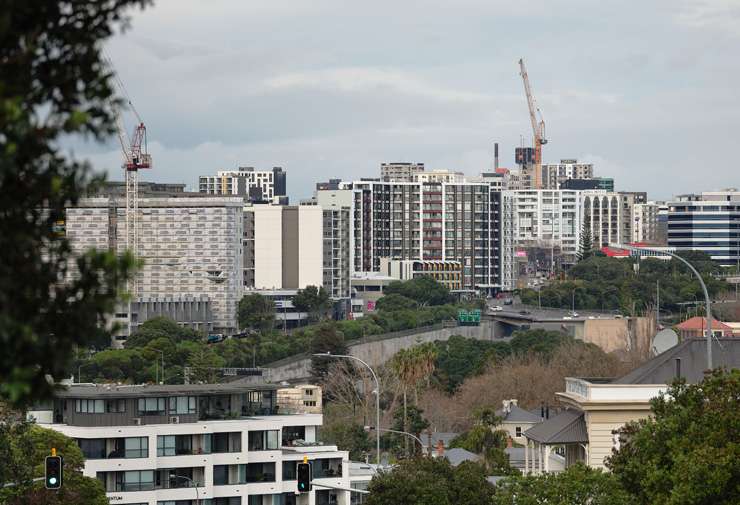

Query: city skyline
left=72, top=0, right=740, bottom=202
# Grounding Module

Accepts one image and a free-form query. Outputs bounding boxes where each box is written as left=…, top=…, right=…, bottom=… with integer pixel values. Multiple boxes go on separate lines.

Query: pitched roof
left=676, top=316, right=732, bottom=331
left=523, top=410, right=588, bottom=444
left=614, top=337, right=740, bottom=385
left=443, top=448, right=481, bottom=466
left=495, top=404, right=542, bottom=423
left=422, top=432, right=459, bottom=448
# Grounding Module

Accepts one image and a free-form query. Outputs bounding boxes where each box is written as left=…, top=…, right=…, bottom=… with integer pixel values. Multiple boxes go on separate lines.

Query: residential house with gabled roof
left=495, top=399, right=544, bottom=445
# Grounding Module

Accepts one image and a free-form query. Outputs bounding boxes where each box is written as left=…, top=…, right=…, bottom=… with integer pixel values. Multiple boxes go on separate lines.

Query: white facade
left=252, top=205, right=284, bottom=289
left=632, top=202, right=660, bottom=244
left=581, top=191, right=635, bottom=249
left=380, top=162, right=424, bottom=182
left=413, top=170, right=465, bottom=183
left=199, top=167, right=286, bottom=203
left=66, top=197, right=245, bottom=338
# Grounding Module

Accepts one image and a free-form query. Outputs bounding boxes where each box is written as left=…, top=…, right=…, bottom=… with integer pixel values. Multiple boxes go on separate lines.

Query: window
left=138, top=397, right=166, bottom=415
left=213, top=465, right=229, bottom=486
left=515, top=426, right=522, bottom=437
left=125, top=437, right=148, bottom=458
left=282, top=461, right=297, bottom=480
left=78, top=438, right=106, bottom=459
left=106, top=399, right=126, bottom=413
left=248, top=430, right=279, bottom=451
left=157, top=435, right=176, bottom=457
left=211, top=432, right=241, bottom=453
left=169, top=396, right=196, bottom=415
left=76, top=399, right=104, bottom=413
left=120, top=470, right=154, bottom=491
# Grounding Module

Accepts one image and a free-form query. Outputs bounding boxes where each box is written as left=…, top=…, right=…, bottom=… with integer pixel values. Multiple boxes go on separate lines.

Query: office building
left=632, top=202, right=661, bottom=244
left=380, top=162, right=425, bottom=182
left=561, top=178, right=614, bottom=192
left=541, top=159, right=594, bottom=189
left=316, top=179, right=342, bottom=191
left=200, top=167, right=287, bottom=204
left=329, top=179, right=503, bottom=294
left=380, top=258, right=463, bottom=291
left=29, top=382, right=350, bottom=505
left=667, top=189, right=740, bottom=267
left=65, top=196, right=245, bottom=344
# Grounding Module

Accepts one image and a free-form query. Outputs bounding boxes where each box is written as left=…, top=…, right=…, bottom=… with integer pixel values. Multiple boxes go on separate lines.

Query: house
left=421, top=432, right=458, bottom=454
left=521, top=337, right=740, bottom=473
left=495, top=399, right=544, bottom=445
left=442, top=447, right=481, bottom=467
left=675, top=316, right=734, bottom=339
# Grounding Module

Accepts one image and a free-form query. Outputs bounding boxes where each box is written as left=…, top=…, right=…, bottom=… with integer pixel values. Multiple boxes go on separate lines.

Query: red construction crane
left=518, top=58, right=547, bottom=189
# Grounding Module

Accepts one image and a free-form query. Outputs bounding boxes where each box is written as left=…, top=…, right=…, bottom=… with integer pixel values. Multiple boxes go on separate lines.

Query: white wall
left=298, top=206, right=324, bottom=289
left=254, top=205, right=284, bottom=289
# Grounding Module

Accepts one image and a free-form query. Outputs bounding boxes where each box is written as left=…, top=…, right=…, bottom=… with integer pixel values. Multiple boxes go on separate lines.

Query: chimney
left=435, top=440, right=445, bottom=458
left=511, top=399, right=518, bottom=407
left=540, top=402, right=545, bottom=420
left=502, top=400, right=510, bottom=414
left=675, top=358, right=682, bottom=379
left=546, top=404, right=550, bottom=420
left=494, top=142, right=499, bottom=171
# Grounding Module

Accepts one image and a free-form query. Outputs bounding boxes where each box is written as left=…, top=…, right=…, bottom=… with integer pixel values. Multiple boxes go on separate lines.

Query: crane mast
left=518, top=58, right=547, bottom=189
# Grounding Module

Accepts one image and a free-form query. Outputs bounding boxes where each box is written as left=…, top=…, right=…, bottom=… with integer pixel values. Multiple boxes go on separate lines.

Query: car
left=518, top=310, right=530, bottom=315
left=503, top=299, right=513, bottom=305
left=488, top=305, right=503, bottom=312
left=568, top=311, right=580, bottom=318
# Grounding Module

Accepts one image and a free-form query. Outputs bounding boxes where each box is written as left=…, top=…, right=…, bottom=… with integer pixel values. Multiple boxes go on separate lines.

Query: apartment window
left=211, top=432, right=241, bottom=453
left=125, top=437, right=148, bottom=458
left=282, top=461, right=297, bottom=480
left=138, top=397, right=166, bottom=415
left=76, top=399, right=104, bottom=413
left=157, top=435, right=177, bottom=457
left=248, top=430, right=279, bottom=451
left=106, top=399, right=126, bottom=413
left=169, top=396, right=196, bottom=415
left=120, top=470, right=154, bottom=491
left=78, top=438, right=106, bottom=459
left=515, top=427, right=522, bottom=437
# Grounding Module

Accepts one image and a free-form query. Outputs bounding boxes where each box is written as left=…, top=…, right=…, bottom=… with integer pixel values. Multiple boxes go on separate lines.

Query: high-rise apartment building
left=581, top=191, right=635, bottom=248
left=65, top=196, right=245, bottom=344
left=541, top=159, right=594, bottom=189
left=380, top=162, right=425, bottom=182
left=667, top=189, right=740, bottom=267
left=29, top=382, right=350, bottom=505
left=323, top=180, right=503, bottom=293
left=632, top=202, right=660, bottom=244
left=200, top=167, right=287, bottom=204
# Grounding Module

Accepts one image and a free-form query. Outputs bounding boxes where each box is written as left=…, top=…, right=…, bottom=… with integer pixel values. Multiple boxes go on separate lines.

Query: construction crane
left=518, top=58, right=547, bottom=189
left=109, top=64, right=152, bottom=272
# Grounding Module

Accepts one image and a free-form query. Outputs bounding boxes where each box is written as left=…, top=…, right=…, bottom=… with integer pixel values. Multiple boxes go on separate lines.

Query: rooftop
left=675, top=316, right=732, bottom=331
left=55, top=382, right=278, bottom=399
left=523, top=410, right=588, bottom=445
left=495, top=404, right=542, bottom=424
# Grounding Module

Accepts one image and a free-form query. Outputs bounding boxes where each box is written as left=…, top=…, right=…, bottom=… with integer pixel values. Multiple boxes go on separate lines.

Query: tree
left=186, top=346, right=226, bottom=383
left=449, top=407, right=515, bottom=475
left=0, top=1, right=149, bottom=407
left=432, top=335, right=510, bottom=393
left=365, top=457, right=495, bottom=505
left=320, top=419, right=372, bottom=461
left=491, top=464, right=630, bottom=505
left=309, top=322, right=348, bottom=379
left=383, top=276, right=452, bottom=306
left=237, top=293, right=275, bottom=332
left=124, top=317, right=201, bottom=348
left=375, top=293, right=418, bottom=312
left=577, top=217, right=594, bottom=261
left=389, top=405, right=429, bottom=457
left=293, top=285, right=332, bottom=322
left=0, top=418, right=108, bottom=505
left=607, top=368, right=740, bottom=505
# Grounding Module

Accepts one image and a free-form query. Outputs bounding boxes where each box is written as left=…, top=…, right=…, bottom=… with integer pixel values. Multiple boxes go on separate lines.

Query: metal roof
left=614, top=337, right=740, bottom=385
left=523, top=410, right=588, bottom=444
left=444, top=448, right=481, bottom=467
left=55, top=382, right=278, bottom=399
left=496, top=405, right=543, bottom=424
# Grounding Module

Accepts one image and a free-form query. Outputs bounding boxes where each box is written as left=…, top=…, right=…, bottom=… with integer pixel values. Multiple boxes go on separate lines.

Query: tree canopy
left=237, top=293, right=275, bottom=332
left=293, top=285, right=332, bottom=322
left=309, top=321, right=349, bottom=379
left=0, top=0, right=151, bottom=406
left=0, top=418, right=108, bottom=505
left=607, top=368, right=740, bottom=505
left=383, top=276, right=453, bottom=306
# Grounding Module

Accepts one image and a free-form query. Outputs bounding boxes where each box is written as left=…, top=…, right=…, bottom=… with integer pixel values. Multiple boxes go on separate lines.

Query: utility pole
left=656, top=279, right=660, bottom=328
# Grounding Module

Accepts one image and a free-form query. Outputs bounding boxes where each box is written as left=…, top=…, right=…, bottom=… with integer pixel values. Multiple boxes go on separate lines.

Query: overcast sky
left=77, top=0, right=740, bottom=201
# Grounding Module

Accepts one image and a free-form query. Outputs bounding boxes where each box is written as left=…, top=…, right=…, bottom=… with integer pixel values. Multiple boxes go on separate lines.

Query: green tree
left=309, top=322, right=348, bottom=379
left=577, top=218, right=594, bottom=261
left=509, top=329, right=570, bottom=359
left=389, top=405, right=430, bottom=457
left=449, top=407, right=515, bottom=475
left=0, top=0, right=149, bottom=407
left=607, top=368, right=740, bottom=505
left=492, top=464, right=630, bottom=505
left=0, top=418, right=108, bottom=504
left=433, top=335, right=510, bottom=392
left=293, top=285, right=332, bottom=322
left=375, top=293, right=418, bottom=312
left=186, top=346, right=226, bottom=383
left=237, top=293, right=275, bottom=332
left=124, top=317, right=201, bottom=348
left=383, top=276, right=452, bottom=306
left=365, top=457, right=495, bottom=505
left=320, top=420, right=372, bottom=461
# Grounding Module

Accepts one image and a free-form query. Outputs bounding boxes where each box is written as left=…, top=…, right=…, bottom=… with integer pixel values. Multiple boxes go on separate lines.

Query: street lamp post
left=151, top=348, right=165, bottom=384
left=366, top=426, right=424, bottom=455
left=169, top=474, right=200, bottom=505
left=616, top=244, right=714, bottom=369
left=315, top=353, right=381, bottom=466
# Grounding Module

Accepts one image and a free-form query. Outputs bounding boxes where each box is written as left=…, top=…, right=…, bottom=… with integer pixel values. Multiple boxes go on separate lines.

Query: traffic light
left=297, top=462, right=311, bottom=493
left=45, top=454, right=63, bottom=490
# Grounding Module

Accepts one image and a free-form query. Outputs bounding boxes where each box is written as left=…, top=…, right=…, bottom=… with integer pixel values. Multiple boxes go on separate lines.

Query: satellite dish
left=651, top=329, right=679, bottom=355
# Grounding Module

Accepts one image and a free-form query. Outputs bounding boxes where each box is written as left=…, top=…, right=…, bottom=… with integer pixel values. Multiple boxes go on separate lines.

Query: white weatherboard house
left=29, top=382, right=350, bottom=505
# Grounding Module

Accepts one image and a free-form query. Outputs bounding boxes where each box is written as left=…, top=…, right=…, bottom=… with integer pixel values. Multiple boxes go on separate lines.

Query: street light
left=169, top=474, right=200, bottom=505
left=365, top=426, right=424, bottom=456
left=614, top=243, right=715, bottom=369
left=314, top=353, right=380, bottom=466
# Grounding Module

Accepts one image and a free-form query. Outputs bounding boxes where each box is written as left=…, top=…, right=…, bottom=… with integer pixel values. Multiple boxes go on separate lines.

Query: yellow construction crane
left=518, top=58, right=547, bottom=189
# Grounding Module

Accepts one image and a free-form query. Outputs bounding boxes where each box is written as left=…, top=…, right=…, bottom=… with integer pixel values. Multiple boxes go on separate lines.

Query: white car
left=488, top=306, right=503, bottom=312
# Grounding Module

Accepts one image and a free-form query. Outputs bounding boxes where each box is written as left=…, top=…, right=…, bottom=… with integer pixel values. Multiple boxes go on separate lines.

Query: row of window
left=75, top=396, right=197, bottom=415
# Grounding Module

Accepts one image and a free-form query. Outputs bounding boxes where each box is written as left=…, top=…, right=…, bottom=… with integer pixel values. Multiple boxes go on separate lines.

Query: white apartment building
left=632, top=202, right=660, bottom=244
left=30, top=383, right=350, bottom=505
left=200, top=167, right=287, bottom=204
left=379, top=162, right=425, bottom=182
left=65, top=197, right=245, bottom=343
left=581, top=191, right=635, bottom=249
left=243, top=205, right=324, bottom=291
left=541, top=159, right=594, bottom=190
left=413, top=170, right=465, bottom=184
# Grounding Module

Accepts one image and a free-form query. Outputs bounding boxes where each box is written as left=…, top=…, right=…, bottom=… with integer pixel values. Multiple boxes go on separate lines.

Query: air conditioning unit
left=133, top=418, right=142, bottom=426
left=169, top=416, right=180, bottom=424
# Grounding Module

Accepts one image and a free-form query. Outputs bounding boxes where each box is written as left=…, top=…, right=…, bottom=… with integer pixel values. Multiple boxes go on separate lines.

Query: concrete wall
left=582, top=317, right=654, bottom=354
left=254, top=205, right=283, bottom=289
left=266, top=322, right=498, bottom=382
left=298, top=206, right=323, bottom=289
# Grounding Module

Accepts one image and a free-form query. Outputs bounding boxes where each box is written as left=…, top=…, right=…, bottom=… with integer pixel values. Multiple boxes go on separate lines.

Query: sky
left=76, top=0, right=740, bottom=202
